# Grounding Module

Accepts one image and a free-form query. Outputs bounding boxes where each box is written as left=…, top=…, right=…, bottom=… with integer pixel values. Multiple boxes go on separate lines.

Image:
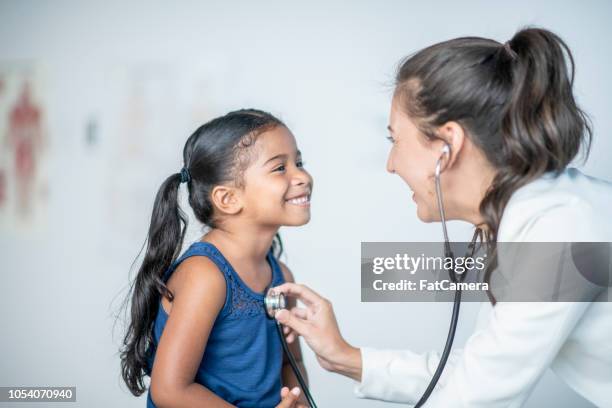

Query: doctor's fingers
left=282, top=326, right=298, bottom=343
left=275, top=308, right=310, bottom=337
left=283, top=308, right=308, bottom=343
left=272, top=282, right=326, bottom=308
left=283, top=308, right=307, bottom=334
left=290, top=306, right=309, bottom=319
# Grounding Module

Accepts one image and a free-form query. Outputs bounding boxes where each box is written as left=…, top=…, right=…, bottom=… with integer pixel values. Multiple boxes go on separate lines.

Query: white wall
left=0, top=1, right=609, bottom=406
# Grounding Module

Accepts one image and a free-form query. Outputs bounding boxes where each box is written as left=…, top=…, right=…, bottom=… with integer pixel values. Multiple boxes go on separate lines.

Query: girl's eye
left=386, top=135, right=395, bottom=144
left=273, top=161, right=305, bottom=172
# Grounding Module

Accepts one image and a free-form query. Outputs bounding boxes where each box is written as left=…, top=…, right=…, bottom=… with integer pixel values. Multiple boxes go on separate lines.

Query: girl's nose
left=291, top=169, right=311, bottom=187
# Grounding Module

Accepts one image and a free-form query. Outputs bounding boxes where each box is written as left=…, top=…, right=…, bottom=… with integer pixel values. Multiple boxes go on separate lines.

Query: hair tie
left=179, top=167, right=191, bottom=184
left=503, top=41, right=518, bottom=60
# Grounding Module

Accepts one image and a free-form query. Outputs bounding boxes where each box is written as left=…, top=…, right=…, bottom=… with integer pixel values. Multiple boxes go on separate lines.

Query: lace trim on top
left=180, top=242, right=282, bottom=320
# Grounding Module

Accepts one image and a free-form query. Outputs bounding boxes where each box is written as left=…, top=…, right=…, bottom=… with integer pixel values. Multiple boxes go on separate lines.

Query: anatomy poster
left=0, top=62, right=49, bottom=233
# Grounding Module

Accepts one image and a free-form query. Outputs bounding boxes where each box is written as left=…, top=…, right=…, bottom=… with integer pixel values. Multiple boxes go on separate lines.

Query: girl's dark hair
left=394, top=27, right=592, bottom=303
left=120, top=108, right=285, bottom=396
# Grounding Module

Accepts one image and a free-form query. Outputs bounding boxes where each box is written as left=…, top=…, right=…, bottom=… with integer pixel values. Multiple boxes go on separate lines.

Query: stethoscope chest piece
left=264, top=288, right=286, bottom=319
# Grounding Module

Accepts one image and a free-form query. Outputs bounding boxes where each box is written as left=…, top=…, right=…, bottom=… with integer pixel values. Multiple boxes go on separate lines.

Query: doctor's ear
left=433, top=121, right=466, bottom=173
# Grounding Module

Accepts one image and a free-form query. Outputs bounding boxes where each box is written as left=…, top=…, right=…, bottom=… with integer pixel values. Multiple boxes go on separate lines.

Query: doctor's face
left=386, top=97, right=444, bottom=222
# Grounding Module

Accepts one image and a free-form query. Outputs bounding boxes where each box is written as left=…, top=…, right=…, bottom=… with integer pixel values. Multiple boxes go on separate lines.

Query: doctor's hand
left=271, top=283, right=362, bottom=382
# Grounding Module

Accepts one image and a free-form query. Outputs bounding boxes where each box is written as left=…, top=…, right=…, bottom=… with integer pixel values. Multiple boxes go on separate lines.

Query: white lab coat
left=353, top=168, right=612, bottom=407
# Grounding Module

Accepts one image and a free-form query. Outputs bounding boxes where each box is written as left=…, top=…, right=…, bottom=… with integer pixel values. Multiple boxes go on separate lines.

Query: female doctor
left=273, top=27, right=612, bottom=407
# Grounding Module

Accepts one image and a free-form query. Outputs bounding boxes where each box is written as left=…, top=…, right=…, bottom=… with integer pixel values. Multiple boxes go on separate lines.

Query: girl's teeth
left=288, top=196, right=309, bottom=205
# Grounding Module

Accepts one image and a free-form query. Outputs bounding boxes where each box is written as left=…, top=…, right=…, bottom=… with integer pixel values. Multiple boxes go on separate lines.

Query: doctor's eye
left=386, top=135, right=395, bottom=144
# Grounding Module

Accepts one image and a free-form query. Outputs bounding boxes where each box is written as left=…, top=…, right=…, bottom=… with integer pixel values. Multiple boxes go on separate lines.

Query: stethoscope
left=413, top=143, right=483, bottom=407
left=264, top=289, right=318, bottom=408
left=263, top=143, right=482, bottom=408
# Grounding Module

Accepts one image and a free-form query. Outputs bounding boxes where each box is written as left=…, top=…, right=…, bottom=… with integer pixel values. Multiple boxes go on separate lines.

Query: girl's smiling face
left=240, top=125, right=313, bottom=227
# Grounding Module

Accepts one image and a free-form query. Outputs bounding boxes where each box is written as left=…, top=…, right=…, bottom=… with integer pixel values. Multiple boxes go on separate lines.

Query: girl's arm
left=278, top=261, right=310, bottom=407
left=149, top=256, right=233, bottom=408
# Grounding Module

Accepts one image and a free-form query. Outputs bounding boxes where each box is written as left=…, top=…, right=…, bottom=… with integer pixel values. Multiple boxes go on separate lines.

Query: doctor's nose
left=386, top=154, right=395, bottom=174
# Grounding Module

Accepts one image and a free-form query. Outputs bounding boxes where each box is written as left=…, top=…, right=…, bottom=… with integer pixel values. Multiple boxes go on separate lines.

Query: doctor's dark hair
left=394, top=27, right=592, bottom=304
left=119, top=109, right=285, bottom=396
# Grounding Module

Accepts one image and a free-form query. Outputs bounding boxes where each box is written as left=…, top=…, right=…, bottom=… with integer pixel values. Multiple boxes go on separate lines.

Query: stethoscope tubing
left=275, top=320, right=318, bottom=408
left=416, top=145, right=482, bottom=407
left=414, top=288, right=462, bottom=407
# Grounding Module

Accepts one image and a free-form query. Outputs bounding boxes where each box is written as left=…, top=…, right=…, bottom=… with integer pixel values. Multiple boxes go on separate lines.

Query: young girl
left=120, top=109, right=313, bottom=407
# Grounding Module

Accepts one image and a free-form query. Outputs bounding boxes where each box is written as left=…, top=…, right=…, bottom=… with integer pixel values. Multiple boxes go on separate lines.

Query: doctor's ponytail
left=479, top=28, right=592, bottom=244
left=395, top=27, right=592, bottom=303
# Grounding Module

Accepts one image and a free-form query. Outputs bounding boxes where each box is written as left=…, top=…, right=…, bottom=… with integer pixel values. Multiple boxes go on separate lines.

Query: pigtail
left=120, top=172, right=188, bottom=396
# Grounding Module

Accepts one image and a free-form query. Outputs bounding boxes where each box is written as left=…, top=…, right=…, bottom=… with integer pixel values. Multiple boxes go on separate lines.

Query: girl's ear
left=210, top=185, right=243, bottom=215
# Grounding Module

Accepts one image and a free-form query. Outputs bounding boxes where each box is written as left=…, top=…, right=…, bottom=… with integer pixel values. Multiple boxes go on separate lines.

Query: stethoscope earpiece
left=435, top=143, right=451, bottom=178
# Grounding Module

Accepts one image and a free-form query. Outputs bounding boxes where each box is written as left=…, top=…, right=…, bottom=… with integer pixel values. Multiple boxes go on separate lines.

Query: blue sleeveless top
left=145, top=241, right=285, bottom=408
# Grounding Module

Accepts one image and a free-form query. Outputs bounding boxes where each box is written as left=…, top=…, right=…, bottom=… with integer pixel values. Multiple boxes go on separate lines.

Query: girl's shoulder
left=275, top=258, right=296, bottom=283
left=162, top=253, right=227, bottom=317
